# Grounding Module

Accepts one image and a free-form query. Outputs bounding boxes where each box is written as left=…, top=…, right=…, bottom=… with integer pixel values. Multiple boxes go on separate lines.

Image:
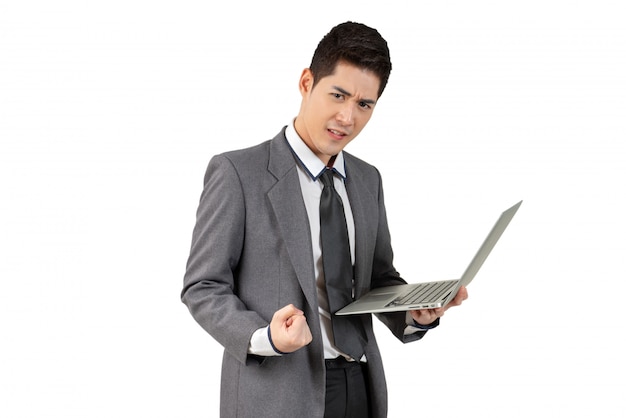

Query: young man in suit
left=182, top=21, right=468, bottom=418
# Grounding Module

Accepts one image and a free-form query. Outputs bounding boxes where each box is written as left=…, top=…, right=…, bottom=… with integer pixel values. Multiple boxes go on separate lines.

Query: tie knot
left=320, top=169, right=335, bottom=189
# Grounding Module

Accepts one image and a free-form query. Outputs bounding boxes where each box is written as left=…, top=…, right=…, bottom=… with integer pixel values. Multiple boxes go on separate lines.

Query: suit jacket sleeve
left=181, top=154, right=268, bottom=365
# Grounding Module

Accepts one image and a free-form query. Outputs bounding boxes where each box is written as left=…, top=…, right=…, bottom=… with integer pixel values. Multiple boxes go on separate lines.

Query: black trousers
left=324, top=357, right=371, bottom=418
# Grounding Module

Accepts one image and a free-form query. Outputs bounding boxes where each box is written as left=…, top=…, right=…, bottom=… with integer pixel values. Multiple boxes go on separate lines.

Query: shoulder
left=203, top=128, right=293, bottom=187
left=201, top=141, right=270, bottom=187
left=212, top=127, right=289, bottom=170
left=217, top=139, right=271, bottom=167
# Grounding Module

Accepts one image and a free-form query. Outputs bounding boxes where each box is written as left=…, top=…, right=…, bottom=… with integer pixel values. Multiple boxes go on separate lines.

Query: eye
left=358, top=101, right=372, bottom=110
left=331, top=93, right=345, bottom=100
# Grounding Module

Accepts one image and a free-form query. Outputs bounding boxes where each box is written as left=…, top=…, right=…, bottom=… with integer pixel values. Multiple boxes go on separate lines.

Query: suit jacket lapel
left=344, top=156, right=378, bottom=299
left=266, top=131, right=318, bottom=311
left=265, top=133, right=379, bottom=307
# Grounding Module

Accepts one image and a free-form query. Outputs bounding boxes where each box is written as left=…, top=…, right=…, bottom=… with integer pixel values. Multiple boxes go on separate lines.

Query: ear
left=298, top=68, right=314, bottom=96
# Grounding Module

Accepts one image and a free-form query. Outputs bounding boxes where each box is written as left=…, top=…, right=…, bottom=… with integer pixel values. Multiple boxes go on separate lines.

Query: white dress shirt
left=248, top=121, right=420, bottom=359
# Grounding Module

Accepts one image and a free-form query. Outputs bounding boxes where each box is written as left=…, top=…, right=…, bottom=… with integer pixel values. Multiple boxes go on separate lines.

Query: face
left=294, top=62, right=381, bottom=165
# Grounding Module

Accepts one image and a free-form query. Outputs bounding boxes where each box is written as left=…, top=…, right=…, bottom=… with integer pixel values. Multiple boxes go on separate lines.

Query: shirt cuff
left=403, top=312, right=440, bottom=335
left=248, top=326, right=283, bottom=356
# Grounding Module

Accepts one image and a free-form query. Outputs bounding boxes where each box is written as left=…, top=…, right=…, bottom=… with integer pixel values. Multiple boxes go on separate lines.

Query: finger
left=450, top=291, right=466, bottom=307
left=411, top=309, right=436, bottom=325
left=433, top=307, right=445, bottom=317
left=288, top=314, right=307, bottom=329
left=274, top=304, right=304, bottom=322
left=285, top=315, right=313, bottom=344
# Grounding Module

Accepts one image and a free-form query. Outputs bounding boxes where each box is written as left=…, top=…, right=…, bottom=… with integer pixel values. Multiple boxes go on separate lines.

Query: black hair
left=309, top=21, right=392, bottom=98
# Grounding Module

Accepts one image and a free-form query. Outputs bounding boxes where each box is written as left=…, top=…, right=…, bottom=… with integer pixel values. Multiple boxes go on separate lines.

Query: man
left=182, top=21, right=468, bottom=418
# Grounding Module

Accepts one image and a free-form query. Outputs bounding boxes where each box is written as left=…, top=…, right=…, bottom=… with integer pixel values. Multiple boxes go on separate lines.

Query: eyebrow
left=332, top=85, right=377, bottom=105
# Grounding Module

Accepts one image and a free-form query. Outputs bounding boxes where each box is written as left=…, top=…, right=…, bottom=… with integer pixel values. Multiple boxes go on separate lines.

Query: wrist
left=267, top=325, right=289, bottom=355
left=412, top=317, right=440, bottom=330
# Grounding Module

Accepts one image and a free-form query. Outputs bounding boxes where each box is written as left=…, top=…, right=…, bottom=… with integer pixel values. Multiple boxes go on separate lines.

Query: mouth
left=328, top=128, right=349, bottom=140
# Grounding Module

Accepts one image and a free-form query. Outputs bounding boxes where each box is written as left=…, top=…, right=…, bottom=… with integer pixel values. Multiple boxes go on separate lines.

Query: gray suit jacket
left=182, top=128, right=429, bottom=418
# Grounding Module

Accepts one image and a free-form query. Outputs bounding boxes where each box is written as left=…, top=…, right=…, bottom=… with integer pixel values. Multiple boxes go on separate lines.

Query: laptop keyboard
left=387, top=280, right=457, bottom=306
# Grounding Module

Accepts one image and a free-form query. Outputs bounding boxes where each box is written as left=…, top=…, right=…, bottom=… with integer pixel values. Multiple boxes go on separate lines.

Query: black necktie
left=319, top=168, right=366, bottom=359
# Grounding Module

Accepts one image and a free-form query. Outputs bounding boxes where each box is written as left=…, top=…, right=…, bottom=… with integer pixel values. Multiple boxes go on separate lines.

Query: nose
left=336, top=103, right=354, bottom=125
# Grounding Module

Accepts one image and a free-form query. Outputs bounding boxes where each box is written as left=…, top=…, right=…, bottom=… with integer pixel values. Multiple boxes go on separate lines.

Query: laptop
left=336, top=200, right=522, bottom=315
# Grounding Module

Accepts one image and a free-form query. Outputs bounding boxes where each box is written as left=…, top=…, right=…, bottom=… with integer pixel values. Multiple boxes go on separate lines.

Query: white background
left=1, top=1, right=624, bottom=417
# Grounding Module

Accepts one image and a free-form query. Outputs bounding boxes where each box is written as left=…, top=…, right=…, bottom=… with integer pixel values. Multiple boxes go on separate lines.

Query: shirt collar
left=285, top=120, right=347, bottom=181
